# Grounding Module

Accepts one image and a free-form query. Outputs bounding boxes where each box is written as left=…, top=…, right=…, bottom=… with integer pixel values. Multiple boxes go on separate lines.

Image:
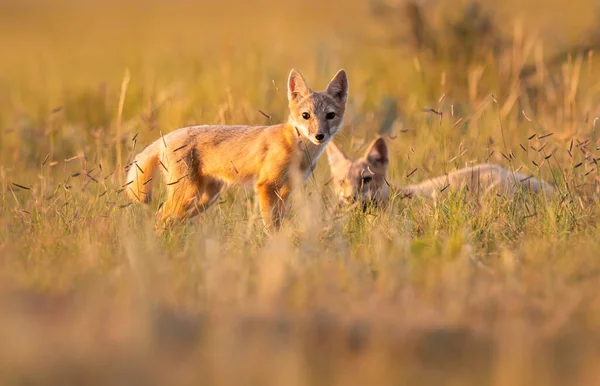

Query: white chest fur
left=297, top=136, right=329, bottom=179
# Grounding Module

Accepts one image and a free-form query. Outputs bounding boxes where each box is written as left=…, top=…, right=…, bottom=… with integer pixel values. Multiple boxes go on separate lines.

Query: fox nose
left=315, top=133, right=325, bottom=142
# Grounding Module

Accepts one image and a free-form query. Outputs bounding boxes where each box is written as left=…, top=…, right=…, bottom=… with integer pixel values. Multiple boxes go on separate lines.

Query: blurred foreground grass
left=1, top=0, right=600, bottom=385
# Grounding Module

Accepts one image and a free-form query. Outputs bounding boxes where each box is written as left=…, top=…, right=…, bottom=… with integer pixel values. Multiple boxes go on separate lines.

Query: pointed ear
left=326, top=69, right=348, bottom=103
left=364, top=137, right=388, bottom=167
left=288, top=68, right=310, bottom=102
left=326, top=141, right=349, bottom=171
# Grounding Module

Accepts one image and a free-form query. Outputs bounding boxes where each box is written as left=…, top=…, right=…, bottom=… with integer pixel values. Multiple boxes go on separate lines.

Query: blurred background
left=1, top=0, right=598, bottom=168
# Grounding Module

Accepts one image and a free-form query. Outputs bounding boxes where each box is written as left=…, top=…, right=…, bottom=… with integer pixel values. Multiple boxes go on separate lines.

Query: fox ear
left=365, top=137, right=388, bottom=167
left=326, top=69, right=348, bottom=103
left=288, top=69, right=310, bottom=102
left=326, top=142, right=349, bottom=171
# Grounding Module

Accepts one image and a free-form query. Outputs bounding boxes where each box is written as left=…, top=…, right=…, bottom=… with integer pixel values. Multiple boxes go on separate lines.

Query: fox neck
left=286, top=118, right=330, bottom=177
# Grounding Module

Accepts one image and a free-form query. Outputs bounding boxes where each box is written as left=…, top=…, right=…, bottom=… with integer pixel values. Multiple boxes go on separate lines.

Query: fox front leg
left=255, top=182, right=291, bottom=231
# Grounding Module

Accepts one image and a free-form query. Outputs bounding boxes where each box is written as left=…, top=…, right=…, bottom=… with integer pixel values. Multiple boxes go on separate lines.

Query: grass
left=1, top=0, right=600, bottom=385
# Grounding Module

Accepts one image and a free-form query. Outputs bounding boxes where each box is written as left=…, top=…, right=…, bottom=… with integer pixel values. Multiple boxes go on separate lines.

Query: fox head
left=287, top=69, right=349, bottom=145
left=326, top=137, right=390, bottom=207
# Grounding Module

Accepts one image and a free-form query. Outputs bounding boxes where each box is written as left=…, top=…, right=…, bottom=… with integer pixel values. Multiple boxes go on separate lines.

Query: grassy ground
left=1, top=0, right=600, bottom=385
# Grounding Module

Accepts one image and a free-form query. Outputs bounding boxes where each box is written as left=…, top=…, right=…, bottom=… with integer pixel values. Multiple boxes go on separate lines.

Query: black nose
left=315, top=133, right=325, bottom=141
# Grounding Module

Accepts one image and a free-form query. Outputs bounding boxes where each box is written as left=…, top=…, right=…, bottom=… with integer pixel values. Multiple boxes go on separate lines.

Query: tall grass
left=1, top=0, right=600, bottom=384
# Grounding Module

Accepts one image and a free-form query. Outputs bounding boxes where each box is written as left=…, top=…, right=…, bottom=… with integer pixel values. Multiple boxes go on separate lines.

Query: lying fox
left=127, top=68, right=349, bottom=230
left=325, top=137, right=556, bottom=206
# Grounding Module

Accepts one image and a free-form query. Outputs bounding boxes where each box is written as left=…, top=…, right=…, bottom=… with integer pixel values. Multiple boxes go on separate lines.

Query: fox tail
left=126, top=140, right=161, bottom=204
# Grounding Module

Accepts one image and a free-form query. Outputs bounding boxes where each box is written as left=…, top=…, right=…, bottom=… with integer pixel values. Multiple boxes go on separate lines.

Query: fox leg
left=155, top=178, right=224, bottom=233
left=155, top=180, right=201, bottom=231
left=256, top=182, right=291, bottom=230
left=184, top=179, right=223, bottom=218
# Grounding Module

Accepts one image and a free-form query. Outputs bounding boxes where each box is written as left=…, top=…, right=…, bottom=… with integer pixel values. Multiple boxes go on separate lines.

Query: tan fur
left=127, top=68, right=349, bottom=231
left=326, top=137, right=556, bottom=206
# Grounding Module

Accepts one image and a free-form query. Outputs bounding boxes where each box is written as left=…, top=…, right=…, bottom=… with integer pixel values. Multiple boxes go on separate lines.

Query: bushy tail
left=126, top=140, right=161, bottom=204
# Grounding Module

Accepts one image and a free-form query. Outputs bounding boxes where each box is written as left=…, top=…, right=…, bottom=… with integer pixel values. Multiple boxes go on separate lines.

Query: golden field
left=1, top=0, right=600, bottom=384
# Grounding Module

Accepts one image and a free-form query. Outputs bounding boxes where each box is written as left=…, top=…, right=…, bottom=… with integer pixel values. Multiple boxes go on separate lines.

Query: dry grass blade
left=166, top=174, right=188, bottom=186
left=159, top=160, right=169, bottom=172
left=12, top=183, right=31, bottom=191
left=116, top=68, right=130, bottom=184
left=129, top=188, right=143, bottom=202
left=576, top=139, right=591, bottom=148
left=406, top=168, right=418, bottom=178
left=86, top=174, right=99, bottom=183
left=230, top=161, right=239, bottom=174
left=160, top=131, right=168, bottom=149
left=423, top=108, right=442, bottom=115
left=172, top=144, right=188, bottom=153
left=258, top=109, right=271, bottom=121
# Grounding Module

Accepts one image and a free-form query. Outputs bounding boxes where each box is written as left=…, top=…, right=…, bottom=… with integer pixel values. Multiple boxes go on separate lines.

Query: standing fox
left=126, top=69, right=349, bottom=230
left=326, top=137, right=556, bottom=206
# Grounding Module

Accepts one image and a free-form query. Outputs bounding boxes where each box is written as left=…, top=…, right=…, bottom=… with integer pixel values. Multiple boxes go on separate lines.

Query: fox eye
left=326, top=112, right=336, bottom=120
left=362, top=176, right=373, bottom=184
left=302, top=112, right=311, bottom=120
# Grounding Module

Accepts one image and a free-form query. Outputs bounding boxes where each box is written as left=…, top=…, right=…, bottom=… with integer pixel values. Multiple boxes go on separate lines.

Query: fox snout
left=306, top=128, right=330, bottom=144
left=338, top=188, right=359, bottom=204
